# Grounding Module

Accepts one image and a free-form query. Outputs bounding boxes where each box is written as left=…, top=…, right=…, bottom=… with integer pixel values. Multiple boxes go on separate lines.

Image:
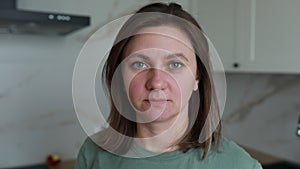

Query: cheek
left=174, top=73, right=197, bottom=102
left=126, top=72, right=147, bottom=102
left=129, top=78, right=143, bottom=99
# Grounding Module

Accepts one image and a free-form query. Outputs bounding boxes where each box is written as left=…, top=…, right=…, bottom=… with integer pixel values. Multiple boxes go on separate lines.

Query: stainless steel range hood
left=0, top=0, right=90, bottom=35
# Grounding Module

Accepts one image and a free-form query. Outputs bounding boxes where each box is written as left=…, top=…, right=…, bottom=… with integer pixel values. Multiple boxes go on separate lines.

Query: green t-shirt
left=75, top=137, right=262, bottom=169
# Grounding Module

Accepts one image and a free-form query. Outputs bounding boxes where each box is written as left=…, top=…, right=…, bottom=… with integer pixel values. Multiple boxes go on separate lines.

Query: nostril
left=146, top=69, right=168, bottom=90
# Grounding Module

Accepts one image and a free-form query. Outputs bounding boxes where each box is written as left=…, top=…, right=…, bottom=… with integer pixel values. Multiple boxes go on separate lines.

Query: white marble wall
left=223, top=73, right=300, bottom=165
left=0, top=0, right=116, bottom=167
left=0, top=34, right=87, bottom=167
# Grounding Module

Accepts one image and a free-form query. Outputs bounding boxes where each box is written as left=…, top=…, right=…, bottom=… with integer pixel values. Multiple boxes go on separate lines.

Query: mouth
left=144, top=99, right=170, bottom=106
left=145, top=98, right=171, bottom=101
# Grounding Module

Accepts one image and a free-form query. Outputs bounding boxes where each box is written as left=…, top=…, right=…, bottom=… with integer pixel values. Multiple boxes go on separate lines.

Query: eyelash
left=130, top=61, right=185, bottom=70
left=169, top=61, right=183, bottom=69
left=132, top=61, right=147, bottom=69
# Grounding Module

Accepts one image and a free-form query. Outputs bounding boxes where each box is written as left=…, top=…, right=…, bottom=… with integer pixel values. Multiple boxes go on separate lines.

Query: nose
left=146, top=69, right=168, bottom=90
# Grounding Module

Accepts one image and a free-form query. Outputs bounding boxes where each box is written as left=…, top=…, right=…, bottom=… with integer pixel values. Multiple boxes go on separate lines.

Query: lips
left=144, top=99, right=170, bottom=106
left=149, top=99, right=168, bottom=103
left=146, top=98, right=170, bottom=102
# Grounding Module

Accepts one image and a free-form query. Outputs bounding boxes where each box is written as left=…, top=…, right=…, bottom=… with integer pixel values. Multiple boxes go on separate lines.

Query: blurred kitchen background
left=0, top=0, right=299, bottom=168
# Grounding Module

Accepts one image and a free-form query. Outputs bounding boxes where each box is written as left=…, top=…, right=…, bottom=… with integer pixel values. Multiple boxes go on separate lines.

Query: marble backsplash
left=223, top=73, right=300, bottom=164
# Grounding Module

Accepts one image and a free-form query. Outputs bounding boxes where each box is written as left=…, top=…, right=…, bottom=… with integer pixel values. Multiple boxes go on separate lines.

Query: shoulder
left=80, top=137, right=100, bottom=153
left=207, top=137, right=262, bottom=169
left=218, top=137, right=252, bottom=158
left=75, top=137, right=103, bottom=169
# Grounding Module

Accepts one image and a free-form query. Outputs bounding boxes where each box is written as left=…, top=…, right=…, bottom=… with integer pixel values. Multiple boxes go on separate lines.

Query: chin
left=151, top=110, right=179, bottom=123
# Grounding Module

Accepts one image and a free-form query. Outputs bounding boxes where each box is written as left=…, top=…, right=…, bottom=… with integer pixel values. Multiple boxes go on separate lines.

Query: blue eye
left=169, top=62, right=183, bottom=69
left=132, top=61, right=147, bottom=69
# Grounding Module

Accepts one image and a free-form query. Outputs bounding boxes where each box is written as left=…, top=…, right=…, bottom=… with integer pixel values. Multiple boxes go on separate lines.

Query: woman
left=75, top=2, right=262, bottom=169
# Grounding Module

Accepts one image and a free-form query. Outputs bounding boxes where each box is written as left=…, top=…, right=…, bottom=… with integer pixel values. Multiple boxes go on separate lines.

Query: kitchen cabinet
left=192, top=0, right=238, bottom=72
left=194, top=0, right=300, bottom=73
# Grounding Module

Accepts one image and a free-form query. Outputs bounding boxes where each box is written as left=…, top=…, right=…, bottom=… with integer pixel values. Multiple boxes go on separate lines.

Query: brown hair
left=101, top=2, right=221, bottom=159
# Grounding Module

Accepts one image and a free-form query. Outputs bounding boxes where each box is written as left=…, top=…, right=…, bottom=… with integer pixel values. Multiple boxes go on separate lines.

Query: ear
left=193, top=79, right=199, bottom=91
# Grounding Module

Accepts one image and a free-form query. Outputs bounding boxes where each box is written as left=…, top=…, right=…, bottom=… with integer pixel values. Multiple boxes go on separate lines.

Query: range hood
left=0, top=0, right=90, bottom=35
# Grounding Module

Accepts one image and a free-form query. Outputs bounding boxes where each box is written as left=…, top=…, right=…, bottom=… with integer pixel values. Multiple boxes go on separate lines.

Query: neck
left=135, top=106, right=189, bottom=153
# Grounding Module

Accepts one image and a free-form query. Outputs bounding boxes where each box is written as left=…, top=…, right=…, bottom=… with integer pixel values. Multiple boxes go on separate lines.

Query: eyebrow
left=126, top=52, right=189, bottom=62
left=166, top=53, right=190, bottom=62
left=127, top=53, right=150, bottom=61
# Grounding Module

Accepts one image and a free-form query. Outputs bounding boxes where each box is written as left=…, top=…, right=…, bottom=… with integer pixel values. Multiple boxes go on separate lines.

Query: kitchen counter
left=48, top=160, right=75, bottom=169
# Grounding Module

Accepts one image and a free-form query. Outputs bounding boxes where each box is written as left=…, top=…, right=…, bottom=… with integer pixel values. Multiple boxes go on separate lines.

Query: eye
left=132, top=61, right=147, bottom=69
left=169, top=62, right=183, bottom=69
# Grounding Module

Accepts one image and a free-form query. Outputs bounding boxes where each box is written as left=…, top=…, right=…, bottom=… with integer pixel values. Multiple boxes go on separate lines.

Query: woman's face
left=120, top=25, right=198, bottom=123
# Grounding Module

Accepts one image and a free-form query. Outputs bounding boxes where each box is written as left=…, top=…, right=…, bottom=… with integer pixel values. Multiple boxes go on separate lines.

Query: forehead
left=123, top=26, right=194, bottom=57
